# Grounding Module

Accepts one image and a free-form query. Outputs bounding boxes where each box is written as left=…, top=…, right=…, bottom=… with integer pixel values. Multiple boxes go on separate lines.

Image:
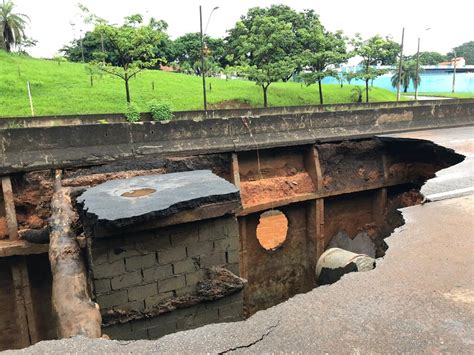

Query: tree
left=416, top=51, right=447, bottom=65
left=351, top=34, right=399, bottom=102
left=0, top=0, right=29, bottom=52
left=449, top=41, right=474, bottom=65
left=391, top=60, right=421, bottom=93
left=61, top=31, right=105, bottom=63
left=300, top=18, right=347, bottom=104
left=227, top=6, right=317, bottom=81
left=226, top=9, right=299, bottom=107
left=91, top=15, right=165, bottom=103
left=171, top=33, right=201, bottom=74
left=171, top=33, right=226, bottom=75
left=61, top=18, right=173, bottom=67
left=343, top=71, right=358, bottom=85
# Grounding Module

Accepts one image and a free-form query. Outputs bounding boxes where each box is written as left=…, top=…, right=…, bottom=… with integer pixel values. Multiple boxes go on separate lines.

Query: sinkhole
left=0, top=136, right=464, bottom=348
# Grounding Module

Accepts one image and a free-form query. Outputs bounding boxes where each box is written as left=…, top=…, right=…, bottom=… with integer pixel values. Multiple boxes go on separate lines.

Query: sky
left=11, top=0, right=473, bottom=58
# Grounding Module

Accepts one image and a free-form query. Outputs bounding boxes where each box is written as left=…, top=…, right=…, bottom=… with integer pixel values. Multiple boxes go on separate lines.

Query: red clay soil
left=256, top=212, right=289, bottom=250
left=11, top=171, right=54, bottom=235
left=240, top=172, right=315, bottom=208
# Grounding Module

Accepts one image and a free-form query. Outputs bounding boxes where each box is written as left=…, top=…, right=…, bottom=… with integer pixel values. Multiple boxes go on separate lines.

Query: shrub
left=351, top=86, right=363, bottom=103
left=148, top=99, right=173, bottom=121
left=124, top=102, right=141, bottom=122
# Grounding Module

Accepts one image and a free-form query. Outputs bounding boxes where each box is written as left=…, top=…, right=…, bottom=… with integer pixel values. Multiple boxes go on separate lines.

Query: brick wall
left=86, top=216, right=243, bottom=340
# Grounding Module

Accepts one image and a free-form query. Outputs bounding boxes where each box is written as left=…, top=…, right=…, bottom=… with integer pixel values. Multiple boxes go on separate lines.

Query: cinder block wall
left=86, top=216, right=243, bottom=340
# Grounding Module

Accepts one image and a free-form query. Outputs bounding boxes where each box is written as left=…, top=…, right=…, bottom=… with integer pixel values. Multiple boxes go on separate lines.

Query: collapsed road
left=0, top=100, right=473, bottom=353
left=7, top=126, right=473, bottom=355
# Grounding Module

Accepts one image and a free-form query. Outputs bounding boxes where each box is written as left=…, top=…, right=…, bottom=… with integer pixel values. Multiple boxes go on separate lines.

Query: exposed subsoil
left=240, top=172, right=315, bottom=207
left=376, top=187, right=424, bottom=257
left=318, top=140, right=384, bottom=191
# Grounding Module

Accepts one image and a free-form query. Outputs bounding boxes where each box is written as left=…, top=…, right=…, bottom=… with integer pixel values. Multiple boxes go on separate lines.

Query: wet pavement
left=7, top=127, right=474, bottom=354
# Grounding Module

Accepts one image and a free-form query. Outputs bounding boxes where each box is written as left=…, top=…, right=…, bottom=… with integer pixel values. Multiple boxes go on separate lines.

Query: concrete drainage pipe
left=316, top=248, right=376, bottom=285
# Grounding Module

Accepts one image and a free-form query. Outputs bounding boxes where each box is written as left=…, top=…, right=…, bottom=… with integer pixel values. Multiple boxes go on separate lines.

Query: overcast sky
left=12, top=0, right=472, bottom=58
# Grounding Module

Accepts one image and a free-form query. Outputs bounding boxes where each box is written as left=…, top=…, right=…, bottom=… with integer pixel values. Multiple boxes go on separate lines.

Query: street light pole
left=414, top=28, right=431, bottom=100
left=396, top=27, right=405, bottom=101
left=199, top=6, right=207, bottom=112
left=199, top=6, right=219, bottom=112
left=80, top=29, right=85, bottom=63
left=414, top=37, right=421, bottom=100
left=452, top=49, right=457, bottom=93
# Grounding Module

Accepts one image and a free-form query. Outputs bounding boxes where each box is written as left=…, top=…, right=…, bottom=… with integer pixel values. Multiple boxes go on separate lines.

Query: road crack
left=218, top=320, right=280, bottom=354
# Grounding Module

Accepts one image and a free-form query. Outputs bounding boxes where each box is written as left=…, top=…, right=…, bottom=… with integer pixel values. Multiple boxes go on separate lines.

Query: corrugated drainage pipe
left=316, top=248, right=376, bottom=285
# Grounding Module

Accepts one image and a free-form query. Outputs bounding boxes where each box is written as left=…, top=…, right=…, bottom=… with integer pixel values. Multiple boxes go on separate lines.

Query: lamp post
left=80, top=29, right=85, bottom=63
left=396, top=27, right=405, bottom=101
left=414, top=28, right=431, bottom=100
left=199, top=6, right=219, bottom=112
left=452, top=49, right=457, bottom=93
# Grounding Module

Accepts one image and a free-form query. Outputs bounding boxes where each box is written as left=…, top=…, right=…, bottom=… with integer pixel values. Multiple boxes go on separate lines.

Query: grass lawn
left=0, top=50, right=399, bottom=117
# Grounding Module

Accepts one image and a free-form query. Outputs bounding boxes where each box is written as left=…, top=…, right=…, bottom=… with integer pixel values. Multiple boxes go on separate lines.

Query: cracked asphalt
left=6, top=127, right=474, bottom=354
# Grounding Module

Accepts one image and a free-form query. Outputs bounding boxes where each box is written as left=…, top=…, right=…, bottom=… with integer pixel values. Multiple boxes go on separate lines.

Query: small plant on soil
left=148, top=99, right=173, bottom=121
left=124, top=102, right=141, bottom=122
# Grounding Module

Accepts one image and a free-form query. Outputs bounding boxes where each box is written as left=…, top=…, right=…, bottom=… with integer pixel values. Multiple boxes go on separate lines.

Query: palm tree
left=0, top=0, right=29, bottom=52
left=391, top=60, right=421, bottom=93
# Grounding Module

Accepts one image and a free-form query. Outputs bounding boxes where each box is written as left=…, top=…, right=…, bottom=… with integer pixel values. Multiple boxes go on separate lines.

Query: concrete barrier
left=1, top=100, right=473, bottom=174
left=2, top=98, right=474, bottom=129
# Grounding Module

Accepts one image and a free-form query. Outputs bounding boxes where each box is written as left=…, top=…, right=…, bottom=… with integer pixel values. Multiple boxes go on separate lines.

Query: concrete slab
left=77, top=170, right=239, bottom=229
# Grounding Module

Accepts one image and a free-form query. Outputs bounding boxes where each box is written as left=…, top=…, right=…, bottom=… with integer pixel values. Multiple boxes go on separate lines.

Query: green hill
left=0, top=51, right=399, bottom=117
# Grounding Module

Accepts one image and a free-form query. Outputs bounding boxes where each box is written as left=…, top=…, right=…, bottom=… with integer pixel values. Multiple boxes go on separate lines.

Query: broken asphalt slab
left=76, top=170, right=240, bottom=230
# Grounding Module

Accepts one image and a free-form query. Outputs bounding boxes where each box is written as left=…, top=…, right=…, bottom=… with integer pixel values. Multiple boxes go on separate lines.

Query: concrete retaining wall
left=1, top=100, right=473, bottom=174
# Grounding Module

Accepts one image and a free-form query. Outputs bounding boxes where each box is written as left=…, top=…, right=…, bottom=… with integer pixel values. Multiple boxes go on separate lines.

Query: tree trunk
left=124, top=73, right=131, bottom=103
left=365, top=79, right=370, bottom=102
left=49, top=170, right=102, bottom=338
left=318, top=79, right=324, bottom=105
left=262, top=84, right=269, bottom=108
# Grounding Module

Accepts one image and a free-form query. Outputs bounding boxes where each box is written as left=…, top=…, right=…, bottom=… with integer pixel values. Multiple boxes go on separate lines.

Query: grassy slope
left=0, top=51, right=398, bottom=117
